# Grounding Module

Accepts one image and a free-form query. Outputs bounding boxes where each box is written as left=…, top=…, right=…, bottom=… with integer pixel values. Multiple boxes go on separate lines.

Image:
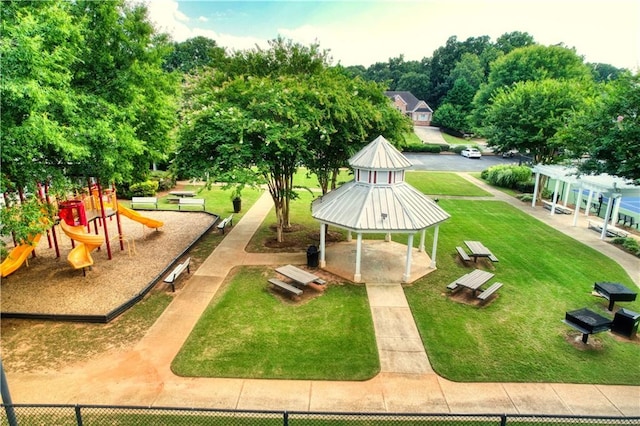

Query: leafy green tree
left=587, top=62, right=626, bottom=82
left=559, top=73, right=640, bottom=183
left=472, top=44, right=593, bottom=134
left=163, top=36, right=227, bottom=74
left=494, top=31, right=535, bottom=54
left=1, top=0, right=85, bottom=193
left=483, top=78, right=593, bottom=164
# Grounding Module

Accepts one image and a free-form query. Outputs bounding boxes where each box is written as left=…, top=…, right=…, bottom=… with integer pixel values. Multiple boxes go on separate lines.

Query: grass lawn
left=406, top=199, right=639, bottom=384
left=176, top=171, right=639, bottom=384
left=405, top=171, right=492, bottom=197
left=171, top=266, right=379, bottom=380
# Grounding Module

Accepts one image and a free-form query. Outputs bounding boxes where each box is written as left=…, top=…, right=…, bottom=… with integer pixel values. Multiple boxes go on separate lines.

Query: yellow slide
left=117, top=202, right=164, bottom=229
left=1, top=234, right=42, bottom=278
left=59, top=221, right=105, bottom=270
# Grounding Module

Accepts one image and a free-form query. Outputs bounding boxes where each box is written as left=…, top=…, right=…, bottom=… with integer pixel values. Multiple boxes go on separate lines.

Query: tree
left=1, top=0, right=85, bottom=193
left=483, top=79, right=593, bottom=164
left=163, top=36, right=227, bottom=74
left=472, top=44, right=593, bottom=134
left=559, top=73, right=640, bottom=183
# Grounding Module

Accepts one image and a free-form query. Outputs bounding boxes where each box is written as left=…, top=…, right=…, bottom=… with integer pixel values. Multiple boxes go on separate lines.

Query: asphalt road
left=404, top=152, right=522, bottom=172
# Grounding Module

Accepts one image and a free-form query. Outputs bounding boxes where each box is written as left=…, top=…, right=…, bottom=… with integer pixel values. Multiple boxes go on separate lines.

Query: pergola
left=311, top=136, right=450, bottom=282
left=531, top=164, right=639, bottom=239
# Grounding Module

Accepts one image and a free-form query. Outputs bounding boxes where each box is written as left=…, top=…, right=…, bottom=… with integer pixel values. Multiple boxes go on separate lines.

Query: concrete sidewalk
left=7, top=186, right=639, bottom=416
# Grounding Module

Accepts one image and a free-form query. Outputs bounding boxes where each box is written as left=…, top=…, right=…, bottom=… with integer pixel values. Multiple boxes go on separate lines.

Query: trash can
left=306, top=245, right=319, bottom=268
left=611, top=308, right=640, bottom=338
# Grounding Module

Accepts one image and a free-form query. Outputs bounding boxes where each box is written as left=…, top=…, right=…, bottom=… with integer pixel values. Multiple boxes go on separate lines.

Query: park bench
left=268, top=278, right=303, bottom=298
left=131, top=197, right=158, bottom=210
left=477, top=282, right=503, bottom=302
left=178, top=198, right=205, bottom=211
left=455, top=246, right=471, bottom=262
left=217, top=214, right=234, bottom=234
left=587, top=219, right=629, bottom=238
left=488, top=254, right=499, bottom=262
left=163, top=257, right=191, bottom=292
left=542, top=200, right=573, bottom=214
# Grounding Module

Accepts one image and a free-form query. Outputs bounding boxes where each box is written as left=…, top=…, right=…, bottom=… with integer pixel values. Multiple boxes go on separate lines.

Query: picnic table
left=275, top=264, right=319, bottom=286
left=448, top=269, right=495, bottom=297
left=169, top=190, right=196, bottom=198
left=464, top=240, right=498, bottom=262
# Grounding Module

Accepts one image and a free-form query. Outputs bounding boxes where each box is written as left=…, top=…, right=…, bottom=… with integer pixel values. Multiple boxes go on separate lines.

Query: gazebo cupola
left=312, top=135, right=450, bottom=282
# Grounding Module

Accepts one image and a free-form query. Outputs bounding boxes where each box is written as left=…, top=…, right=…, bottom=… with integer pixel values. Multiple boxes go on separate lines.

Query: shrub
left=402, top=143, right=441, bottom=153
left=150, top=170, right=176, bottom=192
left=451, top=145, right=467, bottom=154
left=516, top=193, right=533, bottom=202
left=621, top=238, right=640, bottom=257
left=483, top=164, right=532, bottom=189
left=128, top=180, right=159, bottom=197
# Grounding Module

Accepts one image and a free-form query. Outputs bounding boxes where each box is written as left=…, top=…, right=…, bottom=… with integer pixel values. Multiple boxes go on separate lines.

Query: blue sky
left=145, top=0, right=639, bottom=71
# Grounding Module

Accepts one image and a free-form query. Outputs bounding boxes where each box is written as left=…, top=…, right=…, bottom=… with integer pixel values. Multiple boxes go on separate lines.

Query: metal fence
left=2, top=404, right=638, bottom=426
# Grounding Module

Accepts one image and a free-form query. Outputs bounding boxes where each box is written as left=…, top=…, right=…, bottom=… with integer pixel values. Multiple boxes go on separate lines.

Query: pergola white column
left=354, top=232, right=362, bottom=282
left=319, top=223, right=326, bottom=267
left=585, top=190, right=595, bottom=217
left=600, top=196, right=615, bottom=240
left=611, top=196, right=622, bottom=226
left=403, top=234, right=414, bottom=283
left=532, top=172, right=541, bottom=208
left=430, top=225, right=440, bottom=268
left=562, top=182, right=571, bottom=207
left=572, top=187, right=584, bottom=226
left=549, top=179, right=561, bottom=215
left=418, top=229, right=426, bottom=252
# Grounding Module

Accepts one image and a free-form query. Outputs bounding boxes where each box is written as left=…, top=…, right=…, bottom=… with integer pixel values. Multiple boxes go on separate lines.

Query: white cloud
left=197, top=16, right=209, bottom=23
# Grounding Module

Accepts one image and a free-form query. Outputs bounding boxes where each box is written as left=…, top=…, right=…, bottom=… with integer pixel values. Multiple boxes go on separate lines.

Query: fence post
left=283, top=410, right=288, bottom=426
left=0, top=360, right=18, bottom=426
left=500, top=413, right=507, bottom=426
left=74, top=405, right=83, bottom=426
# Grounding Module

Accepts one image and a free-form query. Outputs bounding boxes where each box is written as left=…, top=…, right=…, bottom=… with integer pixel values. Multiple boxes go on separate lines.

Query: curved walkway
left=7, top=187, right=639, bottom=416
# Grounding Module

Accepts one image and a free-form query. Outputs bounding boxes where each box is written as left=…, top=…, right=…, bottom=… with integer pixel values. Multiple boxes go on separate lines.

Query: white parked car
left=461, top=148, right=482, bottom=158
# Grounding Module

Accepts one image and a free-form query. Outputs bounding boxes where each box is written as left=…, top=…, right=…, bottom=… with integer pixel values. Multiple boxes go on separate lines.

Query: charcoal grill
left=594, top=282, right=638, bottom=311
left=564, top=308, right=612, bottom=344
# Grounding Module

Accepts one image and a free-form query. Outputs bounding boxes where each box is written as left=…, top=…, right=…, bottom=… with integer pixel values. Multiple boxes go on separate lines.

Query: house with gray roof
left=384, top=91, right=433, bottom=126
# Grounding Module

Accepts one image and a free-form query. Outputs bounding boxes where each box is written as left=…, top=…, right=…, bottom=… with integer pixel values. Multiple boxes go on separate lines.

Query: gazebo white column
left=418, top=229, right=426, bottom=252
left=532, top=172, right=541, bottom=208
left=430, top=225, right=440, bottom=268
left=319, top=223, right=326, bottom=267
left=403, top=234, right=414, bottom=283
left=354, top=232, right=362, bottom=282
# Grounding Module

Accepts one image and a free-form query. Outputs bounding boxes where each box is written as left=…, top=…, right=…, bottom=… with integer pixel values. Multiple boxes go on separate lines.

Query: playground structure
left=0, top=234, right=42, bottom=278
left=2, top=180, right=165, bottom=277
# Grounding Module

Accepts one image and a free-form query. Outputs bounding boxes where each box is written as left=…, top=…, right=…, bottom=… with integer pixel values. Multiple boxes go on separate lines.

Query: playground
left=1, top=207, right=216, bottom=319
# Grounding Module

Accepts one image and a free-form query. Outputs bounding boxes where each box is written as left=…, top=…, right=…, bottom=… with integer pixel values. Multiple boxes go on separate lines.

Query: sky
left=144, top=0, right=640, bottom=71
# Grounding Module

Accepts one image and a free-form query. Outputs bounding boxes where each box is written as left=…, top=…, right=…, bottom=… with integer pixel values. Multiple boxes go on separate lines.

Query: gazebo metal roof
left=312, top=180, right=449, bottom=232
left=348, top=135, right=413, bottom=170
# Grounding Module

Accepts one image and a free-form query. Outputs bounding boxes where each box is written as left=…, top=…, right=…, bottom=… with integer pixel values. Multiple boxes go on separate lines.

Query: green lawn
left=172, top=266, right=379, bottom=380
left=405, top=171, right=492, bottom=197
left=172, top=171, right=639, bottom=385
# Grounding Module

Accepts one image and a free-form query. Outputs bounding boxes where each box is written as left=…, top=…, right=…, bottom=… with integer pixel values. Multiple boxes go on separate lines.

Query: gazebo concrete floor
left=323, top=240, right=435, bottom=284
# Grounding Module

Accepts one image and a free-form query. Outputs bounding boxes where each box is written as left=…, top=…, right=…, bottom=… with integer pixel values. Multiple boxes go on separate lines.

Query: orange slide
left=117, top=203, right=164, bottom=229
left=59, top=220, right=105, bottom=271
left=0, top=234, right=43, bottom=278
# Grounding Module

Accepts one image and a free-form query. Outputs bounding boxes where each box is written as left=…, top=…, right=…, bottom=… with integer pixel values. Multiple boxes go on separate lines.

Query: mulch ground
left=1, top=210, right=216, bottom=317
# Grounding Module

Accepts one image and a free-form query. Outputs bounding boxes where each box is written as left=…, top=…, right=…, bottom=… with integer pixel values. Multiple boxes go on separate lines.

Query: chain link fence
left=1, top=405, right=638, bottom=426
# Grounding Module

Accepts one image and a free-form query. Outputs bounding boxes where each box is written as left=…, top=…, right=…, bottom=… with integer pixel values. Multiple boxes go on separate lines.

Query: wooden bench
left=268, top=278, right=303, bottom=297
left=163, top=257, right=191, bottom=292
left=178, top=198, right=205, bottom=210
left=488, top=254, right=499, bottom=262
left=587, top=220, right=629, bottom=238
left=455, top=246, right=471, bottom=262
left=447, top=280, right=460, bottom=291
left=217, top=214, right=234, bottom=234
left=478, top=282, right=503, bottom=301
left=131, top=197, right=158, bottom=209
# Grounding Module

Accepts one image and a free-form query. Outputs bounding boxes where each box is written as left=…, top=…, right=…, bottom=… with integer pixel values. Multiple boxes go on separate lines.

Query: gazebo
left=311, top=135, right=450, bottom=282
left=531, top=164, right=639, bottom=239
